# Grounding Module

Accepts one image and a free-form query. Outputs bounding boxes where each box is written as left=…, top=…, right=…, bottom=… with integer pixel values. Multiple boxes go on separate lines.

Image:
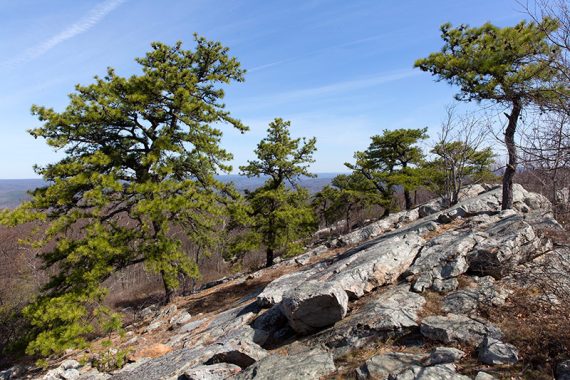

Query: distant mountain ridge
left=0, top=174, right=341, bottom=209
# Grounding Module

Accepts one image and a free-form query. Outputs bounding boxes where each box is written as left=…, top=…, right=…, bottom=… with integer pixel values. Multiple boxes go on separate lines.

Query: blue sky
left=0, top=0, right=527, bottom=178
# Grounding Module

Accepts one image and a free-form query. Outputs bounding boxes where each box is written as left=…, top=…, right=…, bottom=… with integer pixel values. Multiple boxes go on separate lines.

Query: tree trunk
left=404, top=189, right=413, bottom=210
left=266, top=247, right=274, bottom=267
left=502, top=98, right=522, bottom=210
left=161, top=270, right=174, bottom=304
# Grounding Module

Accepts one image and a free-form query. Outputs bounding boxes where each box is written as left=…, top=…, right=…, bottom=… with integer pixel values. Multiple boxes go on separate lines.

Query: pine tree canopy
left=0, top=35, right=246, bottom=356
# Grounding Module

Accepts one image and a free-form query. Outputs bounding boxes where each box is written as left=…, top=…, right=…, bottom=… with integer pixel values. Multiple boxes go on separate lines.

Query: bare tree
left=430, top=106, right=495, bottom=205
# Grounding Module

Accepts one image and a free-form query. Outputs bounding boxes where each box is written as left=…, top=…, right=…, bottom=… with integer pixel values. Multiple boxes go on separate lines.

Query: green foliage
left=414, top=19, right=561, bottom=104
left=346, top=128, right=428, bottom=212
left=0, top=36, right=246, bottom=356
left=236, top=118, right=317, bottom=266
left=415, top=19, right=562, bottom=209
left=93, top=347, right=131, bottom=372
left=313, top=172, right=383, bottom=231
left=427, top=141, right=495, bottom=205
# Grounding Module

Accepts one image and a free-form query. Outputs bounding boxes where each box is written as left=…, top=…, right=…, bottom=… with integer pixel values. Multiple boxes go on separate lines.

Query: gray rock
left=110, top=347, right=213, bottom=380
left=443, top=276, right=509, bottom=314
left=322, top=233, right=424, bottom=299
left=280, top=280, right=348, bottom=334
left=468, top=215, right=547, bottom=278
left=144, top=320, right=163, bottom=333
left=357, top=352, right=425, bottom=379
left=0, top=366, right=25, bottom=380
left=424, top=347, right=465, bottom=365
left=475, top=372, right=498, bottom=380
left=392, top=363, right=471, bottom=380
left=183, top=363, right=241, bottom=380
left=407, top=230, right=479, bottom=293
left=233, top=349, right=335, bottom=380
left=557, top=360, right=570, bottom=380
left=437, top=206, right=467, bottom=223
left=420, top=314, right=502, bottom=346
left=169, top=310, right=192, bottom=327
left=78, top=369, right=111, bottom=380
left=478, top=336, right=518, bottom=365
left=310, top=286, right=425, bottom=351
left=431, top=278, right=459, bottom=293
left=178, top=318, right=206, bottom=334
left=251, top=304, right=291, bottom=345
left=43, top=360, right=81, bottom=380
left=204, top=336, right=268, bottom=368
left=256, top=267, right=321, bottom=307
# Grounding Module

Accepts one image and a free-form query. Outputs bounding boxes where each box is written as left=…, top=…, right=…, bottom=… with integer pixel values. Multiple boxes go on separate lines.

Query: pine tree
left=0, top=36, right=246, bottom=356
left=346, top=128, right=428, bottom=214
left=415, top=19, right=561, bottom=209
left=238, top=118, right=317, bottom=267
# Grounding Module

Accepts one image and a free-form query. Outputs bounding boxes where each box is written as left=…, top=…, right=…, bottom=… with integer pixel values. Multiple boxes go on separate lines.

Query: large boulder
left=257, top=266, right=324, bottom=307
left=280, top=280, right=348, bottom=334
left=420, top=314, right=502, bottom=346
left=233, top=349, right=335, bottom=380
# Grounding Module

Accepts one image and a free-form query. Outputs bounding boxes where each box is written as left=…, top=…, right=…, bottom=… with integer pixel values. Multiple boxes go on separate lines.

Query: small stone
left=424, top=346, right=465, bottom=365
left=478, top=336, right=518, bottom=365
left=144, top=320, right=163, bottom=333
left=475, top=372, right=498, bottom=380
left=557, top=360, right=570, bottom=380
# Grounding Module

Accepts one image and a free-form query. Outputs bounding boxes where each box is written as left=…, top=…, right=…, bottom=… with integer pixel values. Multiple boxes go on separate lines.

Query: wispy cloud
left=236, top=69, right=420, bottom=111
left=1, top=0, right=125, bottom=68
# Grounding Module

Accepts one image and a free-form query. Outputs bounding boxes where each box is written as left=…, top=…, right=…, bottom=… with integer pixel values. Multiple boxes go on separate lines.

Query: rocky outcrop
left=310, top=285, right=425, bottom=353
left=27, top=184, right=561, bottom=380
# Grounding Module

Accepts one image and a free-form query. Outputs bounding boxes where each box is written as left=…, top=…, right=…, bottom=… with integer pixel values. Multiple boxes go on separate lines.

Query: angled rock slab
left=233, top=349, right=335, bottom=380
left=310, top=286, right=425, bottom=351
left=478, top=336, right=518, bottom=365
left=356, top=352, right=425, bottom=380
left=321, top=233, right=425, bottom=299
left=391, top=363, right=471, bottom=380
left=182, top=363, right=241, bottom=380
left=280, top=280, right=348, bottom=334
left=407, top=230, right=479, bottom=292
left=468, top=215, right=546, bottom=278
left=420, top=314, right=502, bottom=346
left=110, top=347, right=211, bottom=380
left=256, top=265, right=324, bottom=307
